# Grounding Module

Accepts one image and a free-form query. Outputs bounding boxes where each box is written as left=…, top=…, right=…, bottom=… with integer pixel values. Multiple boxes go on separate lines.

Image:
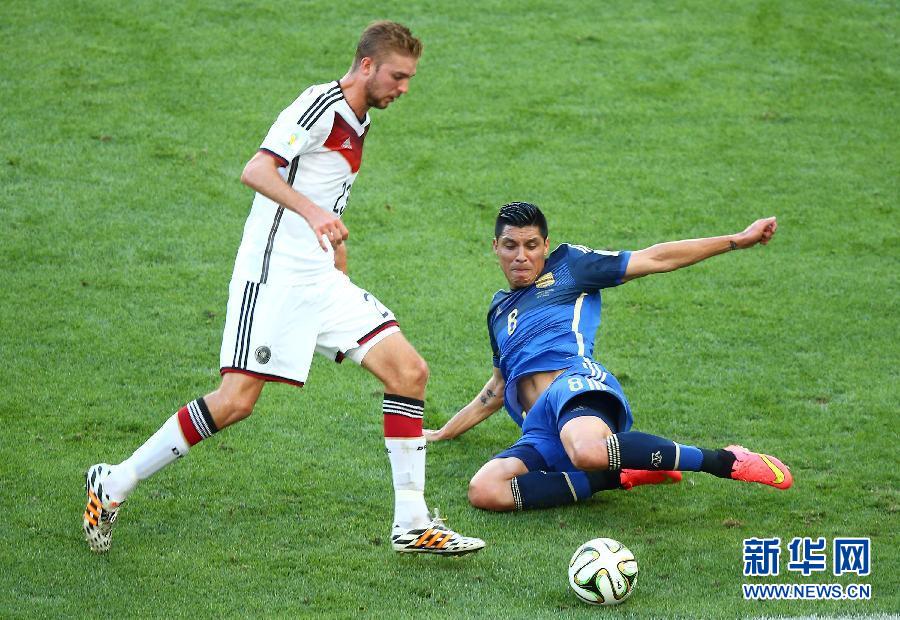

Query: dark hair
left=352, top=21, right=422, bottom=69
left=495, top=202, right=548, bottom=239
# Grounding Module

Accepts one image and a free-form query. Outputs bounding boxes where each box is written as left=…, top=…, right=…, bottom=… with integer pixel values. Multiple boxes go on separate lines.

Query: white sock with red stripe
left=102, top=398, right=218, bottom=502
left=384, top=394, right=430, bottom=530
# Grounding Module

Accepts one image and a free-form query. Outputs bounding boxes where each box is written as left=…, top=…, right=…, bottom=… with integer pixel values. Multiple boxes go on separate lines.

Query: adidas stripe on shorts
left=219, top=271, right=400, bottom=386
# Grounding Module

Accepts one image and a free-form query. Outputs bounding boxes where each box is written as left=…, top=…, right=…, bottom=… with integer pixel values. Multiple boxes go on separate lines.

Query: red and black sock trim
left=383, top=393, right=424, bottom=438
left=177, top=397, right=219, bottom=446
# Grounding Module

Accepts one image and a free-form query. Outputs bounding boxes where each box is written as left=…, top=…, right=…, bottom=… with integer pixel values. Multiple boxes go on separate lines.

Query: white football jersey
left=231, top=81, right=370, bottom=285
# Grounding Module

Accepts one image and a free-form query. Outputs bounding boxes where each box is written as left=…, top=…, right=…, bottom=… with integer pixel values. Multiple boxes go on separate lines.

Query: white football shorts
left=219, top=272, right=399, bottom=386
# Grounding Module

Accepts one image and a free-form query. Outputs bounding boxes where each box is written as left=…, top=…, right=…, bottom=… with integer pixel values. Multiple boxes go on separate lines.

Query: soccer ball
left=568, top=538, right=638, bottom=605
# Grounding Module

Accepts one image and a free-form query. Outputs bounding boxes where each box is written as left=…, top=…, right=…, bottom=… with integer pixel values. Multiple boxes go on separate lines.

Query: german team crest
left=255, top=346, right=272, bottom=364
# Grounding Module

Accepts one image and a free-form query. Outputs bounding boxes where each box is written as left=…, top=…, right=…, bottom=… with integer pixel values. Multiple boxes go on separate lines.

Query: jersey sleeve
left=488, top=311, right=501, bottom=368
left=566, top=244, right=632, bottom=290
left=258, top=88, right=328, bottom=167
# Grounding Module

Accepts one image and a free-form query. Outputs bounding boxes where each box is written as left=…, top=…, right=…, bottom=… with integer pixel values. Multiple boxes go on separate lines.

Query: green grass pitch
left=1, top=1, right=897, bottom=617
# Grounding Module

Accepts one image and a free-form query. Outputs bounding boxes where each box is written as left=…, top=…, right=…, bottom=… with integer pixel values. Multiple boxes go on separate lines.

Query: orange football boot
left=725, top=445, right=793, bottom=490
left=620, top=469, right=683, bottom=490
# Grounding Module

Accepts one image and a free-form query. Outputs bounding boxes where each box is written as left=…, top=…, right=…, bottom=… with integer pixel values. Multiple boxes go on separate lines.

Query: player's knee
left=210, top=373, right=265, bottom=428
left=209, top=392, right=256, bottom=427
left=230, top=396, right=256, bottom=421
left=407, top=355, right=429, bottom=389
left=467, top=479, right=494, bottom=510
left=385, top=355, right=429, bottom=394
left=468, top=477, right=511, bottom=512
left=569, top=440, right=610, bottom=471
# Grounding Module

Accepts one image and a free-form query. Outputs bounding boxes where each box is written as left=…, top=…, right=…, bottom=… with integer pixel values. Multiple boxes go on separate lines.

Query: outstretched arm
left=425, top=368, right=505, bottom=442
left=622, top=217, right=777, bottom=282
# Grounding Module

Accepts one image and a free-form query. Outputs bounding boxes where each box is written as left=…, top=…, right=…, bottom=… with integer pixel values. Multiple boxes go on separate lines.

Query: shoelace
left=428, top=507, right=448, bottom=530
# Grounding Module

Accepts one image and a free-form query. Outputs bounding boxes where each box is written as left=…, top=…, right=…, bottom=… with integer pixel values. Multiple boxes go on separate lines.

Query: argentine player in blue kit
left=427, top=202, right=792, bottom=512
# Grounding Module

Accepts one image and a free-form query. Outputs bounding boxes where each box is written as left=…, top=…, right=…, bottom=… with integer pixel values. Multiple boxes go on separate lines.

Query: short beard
left=366, top=95, right=388, bottom=110
left=364, top=81, right=387, bottom=109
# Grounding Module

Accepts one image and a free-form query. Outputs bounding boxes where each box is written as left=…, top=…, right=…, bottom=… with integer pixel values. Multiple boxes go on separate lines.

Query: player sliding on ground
left=426, top=202, right=792, bottom=512
left=82, top=21, right=483, bottom=556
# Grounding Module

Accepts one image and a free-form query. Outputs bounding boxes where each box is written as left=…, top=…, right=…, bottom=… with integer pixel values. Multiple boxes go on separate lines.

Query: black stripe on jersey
left=259, top=206, right=284, bottom=284
left=259, top=155, right=298, bottom=283
left=232, top=282, right=253, bottom=367
left=240, top=283, right=260, bottom=368
left=296, top=83, right=341, bottom=128
left=302, top=93, right=342, bottom=130
left=296, top=83, right=339, bottom=126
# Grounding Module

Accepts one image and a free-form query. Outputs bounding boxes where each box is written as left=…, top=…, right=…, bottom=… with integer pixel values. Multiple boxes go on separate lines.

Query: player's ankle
left=393, top=501, right=430, bottom=530
left=699, top=448, right=736, bottom=478
left=104, top=463, right=139, bottom=503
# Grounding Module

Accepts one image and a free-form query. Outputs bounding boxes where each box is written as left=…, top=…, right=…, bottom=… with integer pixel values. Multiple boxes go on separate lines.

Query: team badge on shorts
left=255, top=346, right=272, bottom=364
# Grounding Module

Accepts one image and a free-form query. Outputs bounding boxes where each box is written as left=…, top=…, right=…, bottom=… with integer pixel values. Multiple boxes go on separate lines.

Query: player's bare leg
left=468, top=450, right=679, bottom=513
left=560, top=415, right=615, bottom=470
left=362, top=330, right=429, bottom=399
left=468, top=457, right=527, bottom=511
left=362, top=332, right=485, bottom=555
left=83, top=373, right=265, bottom=552
left=559, top=416, right=792, bottom=490
left=204, top=372, right=266, bottom=429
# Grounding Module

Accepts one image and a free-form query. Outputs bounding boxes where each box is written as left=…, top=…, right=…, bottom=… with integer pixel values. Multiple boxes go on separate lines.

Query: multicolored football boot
left=391, top=510, right=485, bottom=556
left=620, top=469, right=682, bottom=490
left=725, top=445, right=793, bottom=490
left=83, top=463, right=123, bottom=553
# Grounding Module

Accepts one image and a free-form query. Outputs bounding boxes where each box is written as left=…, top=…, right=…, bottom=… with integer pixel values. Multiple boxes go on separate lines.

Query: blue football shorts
left=493, top=362, right=633, bottom=472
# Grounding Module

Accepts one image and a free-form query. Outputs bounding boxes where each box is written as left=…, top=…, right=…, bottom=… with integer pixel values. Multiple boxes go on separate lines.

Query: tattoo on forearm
left=479, top=388, right=497, bottom=406
left=729, top=240, right=738, bottom=251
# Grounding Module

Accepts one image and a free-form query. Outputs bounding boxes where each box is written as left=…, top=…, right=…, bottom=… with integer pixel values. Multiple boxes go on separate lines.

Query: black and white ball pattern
left=568, top=537, right=638, bottom=605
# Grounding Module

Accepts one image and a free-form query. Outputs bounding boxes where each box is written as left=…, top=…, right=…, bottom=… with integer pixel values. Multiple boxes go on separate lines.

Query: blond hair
left=352, top=20, right=422, bottom=69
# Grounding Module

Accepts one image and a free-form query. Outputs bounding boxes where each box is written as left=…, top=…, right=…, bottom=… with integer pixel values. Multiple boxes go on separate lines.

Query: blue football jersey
left=487, top=243, right=631, bottom=424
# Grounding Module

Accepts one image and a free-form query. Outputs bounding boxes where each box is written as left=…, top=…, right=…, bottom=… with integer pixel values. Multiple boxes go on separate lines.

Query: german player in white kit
left=83, top=21, right=484, bottom=556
